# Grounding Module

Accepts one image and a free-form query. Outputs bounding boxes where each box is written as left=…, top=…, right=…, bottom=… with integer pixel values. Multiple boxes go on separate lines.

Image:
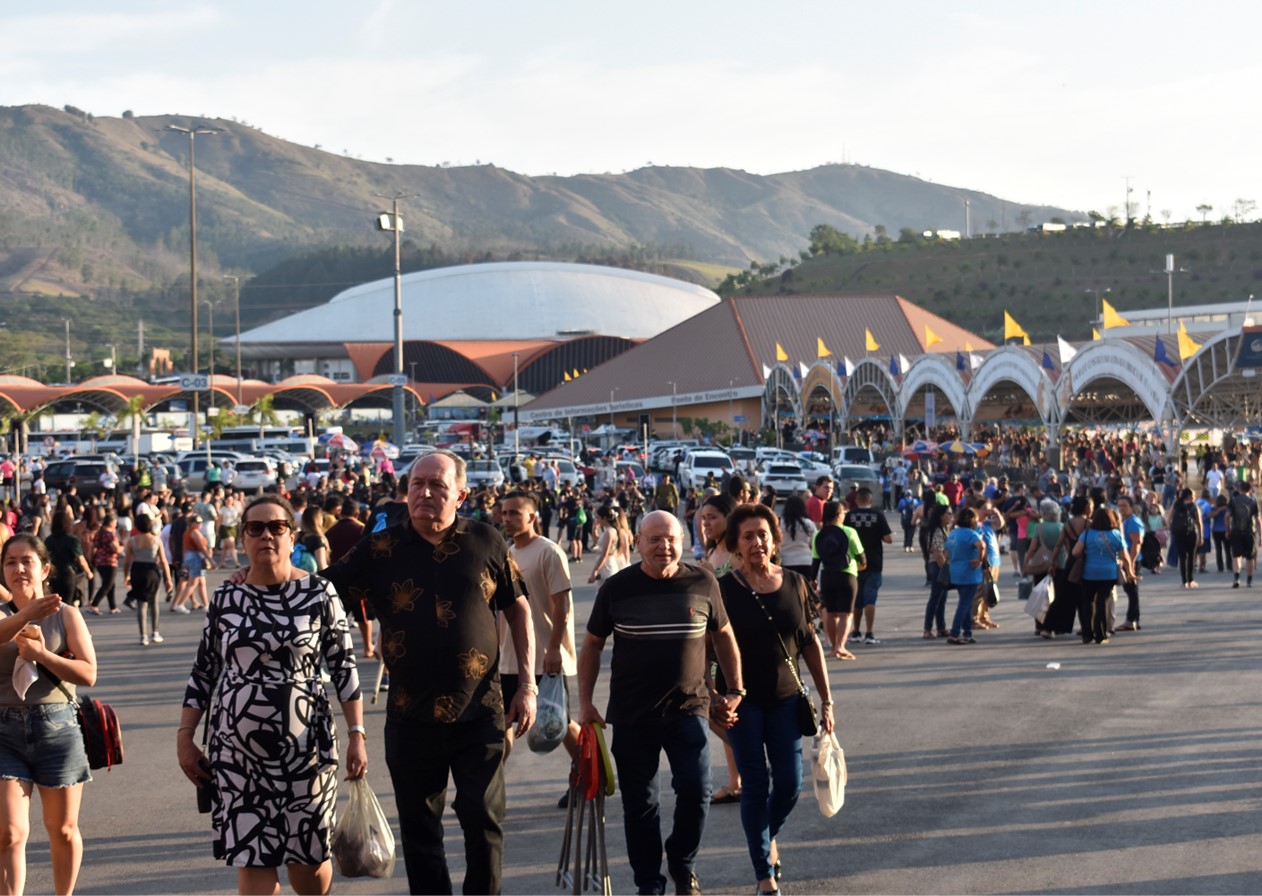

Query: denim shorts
left=0, top=702, right=92, bottom=788
left=183, top=551, right=206, bottom=578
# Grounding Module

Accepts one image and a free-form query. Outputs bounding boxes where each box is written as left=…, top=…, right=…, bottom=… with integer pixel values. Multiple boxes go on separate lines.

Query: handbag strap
left=731, top=570, right=810, bottom=700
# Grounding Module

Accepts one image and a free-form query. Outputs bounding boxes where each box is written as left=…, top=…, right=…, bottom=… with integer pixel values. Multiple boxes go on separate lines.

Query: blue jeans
left=950, top=583, right=979, bottom=638
left=857, top=570, right=882, bottom=608
left=611, top=714, right=711, bottom=893
left=725, top=696, right=803, bottom=882
left=924, top=563, right=948, bottom=631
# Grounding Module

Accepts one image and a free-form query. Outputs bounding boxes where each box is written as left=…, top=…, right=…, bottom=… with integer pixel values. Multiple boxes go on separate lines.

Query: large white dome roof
left=239, top=261, right=720, bottom=343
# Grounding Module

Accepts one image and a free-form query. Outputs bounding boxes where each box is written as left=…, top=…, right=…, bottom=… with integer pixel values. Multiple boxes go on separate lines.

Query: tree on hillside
left=1233, top=199, right=1257, bottom=223
left=808, top=224, right=860, bottom=257
left=1197, top=203, right=1213, bottom=224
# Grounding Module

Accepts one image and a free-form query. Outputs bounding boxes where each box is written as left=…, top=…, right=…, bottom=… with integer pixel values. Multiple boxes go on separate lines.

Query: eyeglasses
left=243, top=520, right=293, bottom=538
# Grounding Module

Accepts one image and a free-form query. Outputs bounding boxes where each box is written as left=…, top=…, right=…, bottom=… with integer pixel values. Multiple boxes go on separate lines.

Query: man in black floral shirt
left=324, top=450, right=535, bottom=895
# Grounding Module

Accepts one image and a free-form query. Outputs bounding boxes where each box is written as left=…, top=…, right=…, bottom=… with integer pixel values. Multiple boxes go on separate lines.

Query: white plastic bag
left=332, top=778, right=396, bottom=878
left=527, top=673, right=568, bottom=754
left=1023, top=576, right=1055, bottom=624
left=813, top=732, right=847, bottom=818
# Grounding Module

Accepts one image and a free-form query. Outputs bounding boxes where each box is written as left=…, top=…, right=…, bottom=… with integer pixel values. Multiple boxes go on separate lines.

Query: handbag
left=984, top=579, right=1001, bottom=608
left=935, top=560, right=952, bottom=588
left=733, top=571, right=818, bottom=738
left=49, top=678, right=123, bottom=771
left=814, top=731, right=847, bottom=818
left=1023, top=575, right=1055, bottom=623
left=1024, top=524, right=1054, bottom=576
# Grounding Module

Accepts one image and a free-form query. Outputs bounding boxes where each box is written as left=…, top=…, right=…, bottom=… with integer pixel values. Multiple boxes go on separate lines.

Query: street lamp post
left=668, top=381, right=677, bottom=436
left=373, top=192, right=414, bottom=448
left=513, top=351, right=520, bottom=455
left=167, top=123, right=219, bottom=449
left=63, top=319, right=72, bottom=383
left=224, top=275, right=242, bottom=404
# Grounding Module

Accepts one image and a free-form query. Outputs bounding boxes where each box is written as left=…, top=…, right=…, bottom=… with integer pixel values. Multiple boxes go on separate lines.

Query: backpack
left=291, top=542, right=319, bottom=573
left=1230, top=496, right=1255, bottom=534
left=1175, top=503, right=1198, bottom=541
left=815, top=526, right=851, bottom=573
left=575, top=506, right=588, bottom=526
left=1139, top=531, right=1162, bottom=571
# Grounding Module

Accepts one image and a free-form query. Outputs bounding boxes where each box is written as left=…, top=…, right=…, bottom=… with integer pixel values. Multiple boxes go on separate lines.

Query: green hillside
left=728, top=221, right=1262, bottom=343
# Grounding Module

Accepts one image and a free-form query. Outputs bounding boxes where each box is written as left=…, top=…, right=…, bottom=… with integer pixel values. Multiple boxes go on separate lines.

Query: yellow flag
left=1023, top=335, right=1031, bottom=346
left=776, top=342, right=789, bottom=362
left=1092, top=327, right=1102, bottom=341
left=572, top=369, right=580, bottom=379
left=817, top=337, right=832, bottom=358
left=490, top=391, right=497, bottom=401
left=865, top=329, right=880, bottom=352
left=965, top=341, right=974, bottom=352
left=924, top=325, right=942, bottom=348
left=1102, top=299, right=1130, bottom=329
left=563, top=371, right=572, bottom=382
left=1177, top=320, right=1202, bottom=359
left=1003, top=311, right=1029, bottom=342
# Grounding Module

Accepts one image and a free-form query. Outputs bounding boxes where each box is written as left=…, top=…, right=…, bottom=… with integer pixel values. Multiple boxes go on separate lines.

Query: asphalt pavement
left=24, top=526, right=1262, bottom=895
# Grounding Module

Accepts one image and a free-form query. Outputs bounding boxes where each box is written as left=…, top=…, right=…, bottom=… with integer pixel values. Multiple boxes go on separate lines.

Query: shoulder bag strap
left=731, top=570, right=810, bottom=700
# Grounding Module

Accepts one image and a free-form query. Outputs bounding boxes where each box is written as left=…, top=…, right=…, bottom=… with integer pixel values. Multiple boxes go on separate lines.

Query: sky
left=2, top=0, right=1259, bottom=222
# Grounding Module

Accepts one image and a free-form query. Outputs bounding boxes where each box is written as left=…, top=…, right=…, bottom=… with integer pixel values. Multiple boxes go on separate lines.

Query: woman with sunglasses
left=177, top=495, right=366, bottom=895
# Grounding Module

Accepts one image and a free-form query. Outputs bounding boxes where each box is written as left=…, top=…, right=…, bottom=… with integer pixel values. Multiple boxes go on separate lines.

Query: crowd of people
left=0, top=425, right=1257, bottom=895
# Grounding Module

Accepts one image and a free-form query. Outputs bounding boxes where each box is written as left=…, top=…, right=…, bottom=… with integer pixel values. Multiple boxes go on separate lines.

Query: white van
left=831, top=446, right=877, bottom=469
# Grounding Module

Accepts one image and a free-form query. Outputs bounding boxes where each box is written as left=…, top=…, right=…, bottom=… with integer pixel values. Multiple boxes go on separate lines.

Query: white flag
left=798, top=361, right=810, bottom=379
left=899, top=354, right=911, bottom=376
left=762, top=363, right=772, bottom=380
left=969, top=352, right=984, bottom=370
left=843, top=356, right=855, bottom=376
left=1057, top=336, right=1077, bottom=365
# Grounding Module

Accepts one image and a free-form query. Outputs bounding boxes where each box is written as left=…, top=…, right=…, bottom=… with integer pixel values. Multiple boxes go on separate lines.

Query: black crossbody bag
left=731, top=571, right=818, bottom=738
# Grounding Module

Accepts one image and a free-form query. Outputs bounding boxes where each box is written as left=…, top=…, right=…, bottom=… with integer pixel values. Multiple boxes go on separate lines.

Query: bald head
left=637, top=511, right=684, bottom=579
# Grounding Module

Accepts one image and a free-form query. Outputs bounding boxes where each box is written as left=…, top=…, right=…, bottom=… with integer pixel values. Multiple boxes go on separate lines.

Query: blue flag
left=956, top=351, right=966, bottom=371
left=835, top=360, right=846, bottom=378
left=1042, top=350, right=1055, bottom=371
left=1154, top=336, right=1178, bottom=368
left=889, top=354, right=900, bottom=376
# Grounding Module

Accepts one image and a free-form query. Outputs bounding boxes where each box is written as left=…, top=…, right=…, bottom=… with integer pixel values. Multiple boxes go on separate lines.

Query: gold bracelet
left=177, top=725, right=196, bottom=733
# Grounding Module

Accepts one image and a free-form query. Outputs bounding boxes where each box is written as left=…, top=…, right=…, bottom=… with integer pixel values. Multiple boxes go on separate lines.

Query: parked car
left=43, top=459, right=119, bottom=498
left=833, top=463, right=882, bottom=498
left=466, top=459, right=506, bottom=490
left=757, top=462, right=809, bottom=496
left=832, top=446, right=879, bottom=470
left=678, top=450, right=735, bottom=490
left=230, top=458, right=277, bottom=493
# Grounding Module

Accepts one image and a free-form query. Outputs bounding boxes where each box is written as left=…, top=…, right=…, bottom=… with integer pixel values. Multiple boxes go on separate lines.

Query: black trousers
left=384, top=714, right=506, bottom=895
left=1081, top=579, right=1114, bottom=643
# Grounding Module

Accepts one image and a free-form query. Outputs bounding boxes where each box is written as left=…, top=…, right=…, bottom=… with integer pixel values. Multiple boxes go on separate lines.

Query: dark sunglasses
left=243, top=520, right=293, bottom=537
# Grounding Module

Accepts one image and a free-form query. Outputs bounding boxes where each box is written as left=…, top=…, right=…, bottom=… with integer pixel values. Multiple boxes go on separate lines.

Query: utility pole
left=167, top=123, right=220, bottom=448
left=224, top=275, right=242, bottom=404
left=63, top=319, right=72, bottom=383
left=374, top=192, right=414, bottom=447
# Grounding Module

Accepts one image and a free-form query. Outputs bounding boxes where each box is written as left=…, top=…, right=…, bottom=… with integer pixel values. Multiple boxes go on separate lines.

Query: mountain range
left=0, top=103, right=1083, bottom=303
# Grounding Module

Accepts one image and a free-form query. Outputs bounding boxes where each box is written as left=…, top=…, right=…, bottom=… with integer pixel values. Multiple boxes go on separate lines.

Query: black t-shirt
left=586, top=561, right=728, bottom=725
left=322, top=517, right=524, bottom=725
left=846, top=507, right=892, bottom=572
left=1000, top=495, right=1028, bottom=534
left=716, top=571, right=814, bottom=708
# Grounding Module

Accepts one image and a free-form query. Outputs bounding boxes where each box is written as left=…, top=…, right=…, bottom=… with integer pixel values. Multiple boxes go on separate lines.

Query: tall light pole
left=167, top=123, right=220, bottom=449
left=1085, top=286, right=1111, bottom=327
left=609, top=387, right=619, bottom=431
left=668, top=381, right=677, bottom=436
left=513, top=351, right=520, bottom=455
left=223, top=275, right=242, bottom=404
left=374, top=192, right=414, bottom=448
left=63, top=319, right=72, bottom=383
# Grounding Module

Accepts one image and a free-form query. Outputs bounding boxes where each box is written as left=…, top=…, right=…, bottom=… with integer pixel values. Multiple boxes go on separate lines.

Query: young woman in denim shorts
left=0, top=534, right=98, bottom=895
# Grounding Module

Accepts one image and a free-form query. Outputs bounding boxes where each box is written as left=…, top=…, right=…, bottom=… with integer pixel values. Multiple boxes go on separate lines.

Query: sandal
left=831, top=649, right=857, bottom=661
left=946, top=636, right=966, bottom=644
left=923, top=631, right=935, bottom=639
left=711, top=785, right=742, bottom=804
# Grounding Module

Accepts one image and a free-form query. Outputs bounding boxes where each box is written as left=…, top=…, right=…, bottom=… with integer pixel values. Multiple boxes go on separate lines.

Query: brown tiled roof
left=524, top=294, right=995, bottom=413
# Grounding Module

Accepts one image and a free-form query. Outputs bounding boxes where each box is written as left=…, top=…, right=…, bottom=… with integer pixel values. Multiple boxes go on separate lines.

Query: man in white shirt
left=498, top=489, right=579, bottom=769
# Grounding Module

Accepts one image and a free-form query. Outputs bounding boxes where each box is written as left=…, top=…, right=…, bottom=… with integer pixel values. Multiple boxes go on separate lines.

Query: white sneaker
left=151, top=632, right=164, bottom=643
left=172, top=605, right=191, bottom=615
left=140, top=636, right=149, bottom=646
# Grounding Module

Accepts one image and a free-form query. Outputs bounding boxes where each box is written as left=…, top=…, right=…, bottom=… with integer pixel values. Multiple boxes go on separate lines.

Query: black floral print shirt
left=323, top=517, right=526, bottom=725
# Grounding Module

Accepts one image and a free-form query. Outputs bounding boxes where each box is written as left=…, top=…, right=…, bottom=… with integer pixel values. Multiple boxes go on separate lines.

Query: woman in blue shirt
left=944, top=506, right=985, bottom=644
left=1072, top=506, right=1135, bottom=644
left=1116, top=495, right=1144, bottom=632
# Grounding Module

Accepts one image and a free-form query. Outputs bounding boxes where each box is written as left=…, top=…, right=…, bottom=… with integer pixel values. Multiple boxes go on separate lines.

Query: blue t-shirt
left=946, top=527, right=985, bottom=585
left=980, top=522, right=1000, bottom=568
left=1077, top=528, right=1125, bottom=580
left=898, top=496, right=918, bottom=527
left=1197, top=499, right=1213, bottom=534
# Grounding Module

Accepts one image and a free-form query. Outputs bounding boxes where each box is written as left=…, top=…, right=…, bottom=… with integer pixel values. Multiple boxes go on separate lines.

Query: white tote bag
left=1023, top=576, right=1055, bottom=624
left=813, top=732, right=847, bottom=818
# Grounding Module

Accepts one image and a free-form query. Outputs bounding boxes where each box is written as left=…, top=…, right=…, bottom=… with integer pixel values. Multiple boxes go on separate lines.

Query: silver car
left=757, top=462, right=809, bottom=496
left=833, top=463, right=881, bottom=498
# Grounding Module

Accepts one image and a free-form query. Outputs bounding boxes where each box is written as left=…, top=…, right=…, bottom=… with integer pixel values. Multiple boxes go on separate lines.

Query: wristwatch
left=726, top=688, right=747, bottom=698
left=347, top=724, right=367, bottom=738
left=521, top=681, right=539, bottom=695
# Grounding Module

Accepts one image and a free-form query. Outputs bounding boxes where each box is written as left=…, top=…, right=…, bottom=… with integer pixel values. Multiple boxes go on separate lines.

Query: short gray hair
left=1039, top=499, right=1061, bottom=522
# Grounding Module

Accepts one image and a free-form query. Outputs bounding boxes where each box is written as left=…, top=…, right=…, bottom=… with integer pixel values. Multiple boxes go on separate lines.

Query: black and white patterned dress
left=184, top=576, right=361, bottom=868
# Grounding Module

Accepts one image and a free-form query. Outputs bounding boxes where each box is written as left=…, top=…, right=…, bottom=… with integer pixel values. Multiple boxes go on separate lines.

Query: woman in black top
left=717, top=503, right=834, bottom=896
